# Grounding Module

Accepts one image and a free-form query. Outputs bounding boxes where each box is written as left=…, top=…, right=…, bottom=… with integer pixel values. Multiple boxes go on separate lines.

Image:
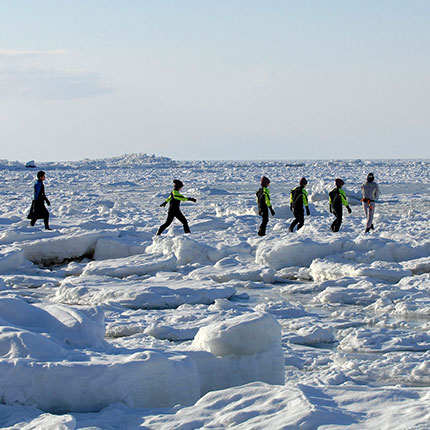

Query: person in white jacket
left=361, top=173, right=381, bottom=233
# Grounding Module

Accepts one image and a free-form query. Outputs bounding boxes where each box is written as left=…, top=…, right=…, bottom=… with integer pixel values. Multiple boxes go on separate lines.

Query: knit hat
left=173, top=179, right=184, bottom=189
left=261, top=176, right=270, bottom=187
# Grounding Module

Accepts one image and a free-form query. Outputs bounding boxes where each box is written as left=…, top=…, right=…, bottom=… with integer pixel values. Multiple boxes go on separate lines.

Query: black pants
left=30, top=214, right=50, bottom=229
left=157, top=210, right=190, bottom=235
left=289, top=210, right=304, bottom=231
left=258, top=208, right=269, bottom=236
left=331, top=208, right=343, bottom=232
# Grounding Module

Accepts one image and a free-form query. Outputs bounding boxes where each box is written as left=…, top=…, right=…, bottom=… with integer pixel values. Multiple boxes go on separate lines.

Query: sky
left=0, top=0, right=429, bottom=161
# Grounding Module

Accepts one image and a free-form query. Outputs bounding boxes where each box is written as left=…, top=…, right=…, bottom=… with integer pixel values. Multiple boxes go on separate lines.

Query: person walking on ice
left=289, top=177, right=310, bottom=232
left=157, top=179, right=197, bottom=235
left=27, top=170, right=52, bottom=230
left=329, top=178, right=352, bottom=232
left=256, top=176, right=275, bottom=236
left=361, top=172, right=380, bottom=233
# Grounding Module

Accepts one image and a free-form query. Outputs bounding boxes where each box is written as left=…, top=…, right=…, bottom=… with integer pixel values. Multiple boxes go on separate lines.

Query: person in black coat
left=27, top=170, right=52, bottom=230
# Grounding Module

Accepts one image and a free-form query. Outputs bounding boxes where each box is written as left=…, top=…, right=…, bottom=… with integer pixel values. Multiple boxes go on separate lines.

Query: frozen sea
left=0, top=154, right=430, bottom=429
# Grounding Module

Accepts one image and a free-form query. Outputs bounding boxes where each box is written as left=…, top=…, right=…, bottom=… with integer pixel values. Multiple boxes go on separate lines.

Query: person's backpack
left=291, top=187, right=303, bottom=209
left=329, top=188, right=340, bottom=209
left=256, top=187, right=265, bottom=215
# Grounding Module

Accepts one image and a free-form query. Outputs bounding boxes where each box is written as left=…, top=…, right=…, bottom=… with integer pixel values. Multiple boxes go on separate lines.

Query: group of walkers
left=256, top=173, right=381, bottom=236
left=27, top=172, right=199, bottom=234
left=27, top=170, right=380, bottom=236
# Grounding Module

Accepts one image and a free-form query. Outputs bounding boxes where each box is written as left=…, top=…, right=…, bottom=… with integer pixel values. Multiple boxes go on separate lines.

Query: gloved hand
left=347, top=205, right=352, bottom=214
left=188, top=197, right=197, bottom=202
left=160, top=201, right=167, bottom=207
left=270, top=207, right=275, bottom=216
left=46, top=199, right=51, bottom=206
left=306, top=206, right=310, bottom=216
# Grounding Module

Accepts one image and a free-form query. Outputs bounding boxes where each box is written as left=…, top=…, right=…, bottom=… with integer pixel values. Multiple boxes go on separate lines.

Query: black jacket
left=27, top=180, right=49, bottom=220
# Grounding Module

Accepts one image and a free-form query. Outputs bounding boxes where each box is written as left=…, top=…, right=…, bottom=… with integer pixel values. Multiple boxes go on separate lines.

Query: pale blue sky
left=1, top=1, right=429, bottom=161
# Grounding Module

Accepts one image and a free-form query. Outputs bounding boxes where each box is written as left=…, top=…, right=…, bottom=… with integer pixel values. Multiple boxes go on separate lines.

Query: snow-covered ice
left=1, top=154, right=430, bottom=428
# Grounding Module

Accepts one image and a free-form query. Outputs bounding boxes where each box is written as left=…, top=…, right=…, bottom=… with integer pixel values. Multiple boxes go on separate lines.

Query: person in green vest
left=289, top=177, right=310, bottom=232
left=157, top=179, right=196, bottom=235
left=329, top=178, right=352, bottom=232
left=256, top=176, right=275, bottom=236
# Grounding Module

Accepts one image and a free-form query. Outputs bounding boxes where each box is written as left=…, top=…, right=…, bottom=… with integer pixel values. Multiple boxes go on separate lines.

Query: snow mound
left=2, top=274, right=61, bottom=289
left=310, top=258, right=412, bottom=283
left=142, top=382, right=354, bottom=429
left=188, top=256, right=275, bottom=283
left=316, top=279, right=379, bottom=306
left=254, top=301, right=313, bottom=319
left=0, top=247, right=24, bottom=272
left=339, top=327, right=430, bottom=353
left=368, top=273, right=430, bottom=317
left=401, top=256, right=430, bottom=275
left=284, top=322, right=336, bottom=345
left=55, top=275, right=236, bottom=309
left=146, top=236, right=216, bottom=265
left=83, top=254, right=177, bottom=278
left=0, top=297, right=105, bottom=356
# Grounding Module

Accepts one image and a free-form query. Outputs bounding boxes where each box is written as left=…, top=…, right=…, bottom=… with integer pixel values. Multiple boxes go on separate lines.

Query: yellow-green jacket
left=256, top=186, right=272, bottom=214
left=164, top=189, right=190, bottom=211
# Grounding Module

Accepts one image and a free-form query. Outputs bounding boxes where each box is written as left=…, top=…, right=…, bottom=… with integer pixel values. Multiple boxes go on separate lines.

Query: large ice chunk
left=22, top=233, right=105, bottom=264
left=0, top=351, right=200, bottom=413
left=191, top=312, right=285, bottom=393
left=256, top=237, right=348, bottom=269
left=0, top=297, right=105, bottom=352
left=192, top=312, right=281, bottom=356
left=55, top=275, right=236, bottom=309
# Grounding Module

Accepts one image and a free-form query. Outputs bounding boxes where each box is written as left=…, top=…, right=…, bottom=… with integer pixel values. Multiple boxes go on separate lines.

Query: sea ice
left=1, top=156, right=430, bottom=427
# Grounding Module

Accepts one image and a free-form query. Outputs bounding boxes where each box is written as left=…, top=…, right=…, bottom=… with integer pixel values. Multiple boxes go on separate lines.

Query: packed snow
left=1, top=154, right=430, bottom=428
